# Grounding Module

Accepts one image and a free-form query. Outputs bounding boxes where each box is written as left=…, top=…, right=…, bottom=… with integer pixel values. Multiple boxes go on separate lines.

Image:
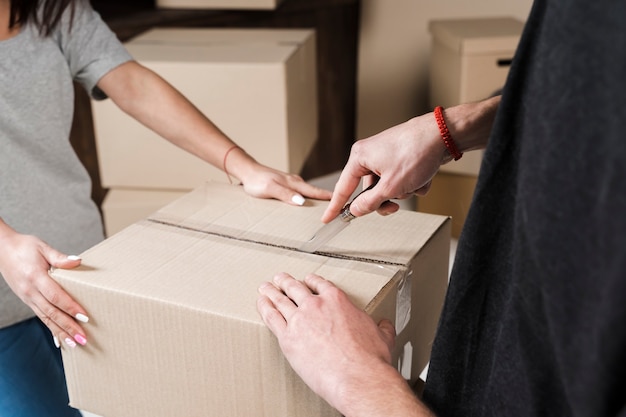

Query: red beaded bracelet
left=434, top=106, right=463, bottom=161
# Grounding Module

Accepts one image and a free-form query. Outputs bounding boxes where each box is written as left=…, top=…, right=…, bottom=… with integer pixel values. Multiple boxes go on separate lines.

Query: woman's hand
left=0, top=220, right=88, bottom=349
left=230, top=153, right=332, bottom=205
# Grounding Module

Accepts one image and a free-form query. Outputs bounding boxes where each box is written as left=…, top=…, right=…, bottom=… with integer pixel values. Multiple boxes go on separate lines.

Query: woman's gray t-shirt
left=0, top=1, right=132, bottom=328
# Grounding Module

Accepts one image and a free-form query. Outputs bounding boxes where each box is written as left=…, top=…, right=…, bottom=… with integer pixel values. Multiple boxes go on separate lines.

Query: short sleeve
left=54, top=0, right=133, bottom=100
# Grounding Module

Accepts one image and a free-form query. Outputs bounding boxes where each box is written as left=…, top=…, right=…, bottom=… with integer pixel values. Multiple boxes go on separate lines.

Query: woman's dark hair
left=9, top=0, right=76, bottom=36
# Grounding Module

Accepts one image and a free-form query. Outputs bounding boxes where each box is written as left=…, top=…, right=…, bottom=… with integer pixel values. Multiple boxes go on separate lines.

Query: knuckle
left=40, top=314, right=53, bottom=328
left=46, top=289, right=62, bottom=306
left=44, top=306, right=63, bottom=324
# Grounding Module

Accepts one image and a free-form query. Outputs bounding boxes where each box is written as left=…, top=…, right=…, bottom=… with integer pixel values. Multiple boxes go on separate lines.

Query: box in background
left=93, top=28, right=317, bottom=190
left=156, top=0, right=284, bottom=10
left=422, top=17, right=523, bottom=238
left=428, top=17, right=523, bottom=177
left=52, top=182, right=450, bottom=417
left=418, top=172, right=477, bottom=239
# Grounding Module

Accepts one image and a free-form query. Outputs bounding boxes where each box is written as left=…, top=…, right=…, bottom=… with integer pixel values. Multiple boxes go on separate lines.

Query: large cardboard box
left=52, top=182, right=450, bottom=417
left=93, top=28, right=317, bottom=190
left=156, top=0, right=285, bottom=10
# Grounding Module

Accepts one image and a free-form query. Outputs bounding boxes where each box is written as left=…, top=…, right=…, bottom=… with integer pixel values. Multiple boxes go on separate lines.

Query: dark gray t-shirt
left=423, top=0, right=626, bottom=416
left=0, top=1, right=132, bottom=328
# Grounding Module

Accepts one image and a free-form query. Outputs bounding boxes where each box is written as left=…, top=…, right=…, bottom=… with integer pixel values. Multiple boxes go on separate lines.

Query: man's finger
left=272, top=273, right=314, bottom=307
left=377, top=319, right=397, bottom=353
left=322, top=170, right=364, bottom=223
left=303, top=273, right=337, bottom=295
left=256, top=292, right=287, bottom=337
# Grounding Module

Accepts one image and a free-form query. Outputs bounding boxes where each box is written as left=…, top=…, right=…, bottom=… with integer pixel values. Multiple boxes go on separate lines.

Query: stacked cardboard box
left=156, top=0, right=285, bottom=10
left=422, top=17, right=524, bottom=237
left=52, top=181, right=450, bottom=417
left=94, top=28, right=317, bottom=236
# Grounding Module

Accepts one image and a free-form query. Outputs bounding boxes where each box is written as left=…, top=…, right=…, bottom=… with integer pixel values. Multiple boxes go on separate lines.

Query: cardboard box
left=418, top=172, right=477, bottom=239
left=429, top=17, right=523, bottom=176
left=52, top=182, right=450, bottom=417
left=93, top=28, right=317, bottom=190
left=425, top=18, right=522, bottom=237
left=102, top=188, right=188, bottom=237
left=156, top=0, right=285, bottom=10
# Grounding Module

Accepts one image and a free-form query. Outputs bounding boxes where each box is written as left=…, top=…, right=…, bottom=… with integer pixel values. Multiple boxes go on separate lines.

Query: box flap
left=149, top=181, right=446, bottom=266
left=429, top=17, right=524, bottom=55
left=127, top=28, right=313, bottom=64
left=132, top=28, right=313, bottom=45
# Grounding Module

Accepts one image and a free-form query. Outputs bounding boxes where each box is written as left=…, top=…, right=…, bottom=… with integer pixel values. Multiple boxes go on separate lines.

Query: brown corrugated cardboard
left=94, top=28, right=317, bottom=190
left=101, top=188, right=188, bottom=237
left=418, top=172, right=478, bottom=239
left=156, top=0, right=284, bottom=10
left=52, top=182, right=450, bottom=417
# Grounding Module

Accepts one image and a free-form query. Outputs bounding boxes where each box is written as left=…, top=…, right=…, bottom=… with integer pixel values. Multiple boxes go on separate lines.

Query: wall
left=356, top=0, right=534, bottom=139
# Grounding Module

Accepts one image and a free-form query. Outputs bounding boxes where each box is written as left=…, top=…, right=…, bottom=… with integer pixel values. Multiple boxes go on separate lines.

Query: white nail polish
left=64, top=337, right=77, bottom=348
left=53, top=336, right=60, bottom=349
left=67, top=255, right=81, bottom=261
left=75, top=313, right=89, bottom=323
left=291, top=194, right=305, bottom=206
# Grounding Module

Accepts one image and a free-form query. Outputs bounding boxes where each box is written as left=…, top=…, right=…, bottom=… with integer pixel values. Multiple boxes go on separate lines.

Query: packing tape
left=395, top=268, right=412, bottom=334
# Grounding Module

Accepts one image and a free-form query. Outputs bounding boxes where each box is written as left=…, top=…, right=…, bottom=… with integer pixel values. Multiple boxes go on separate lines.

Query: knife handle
left=340, top=181, right=378, bottom=222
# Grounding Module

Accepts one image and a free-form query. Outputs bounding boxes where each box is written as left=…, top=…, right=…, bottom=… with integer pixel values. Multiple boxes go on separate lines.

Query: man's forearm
left=440, top=95, right=501, bottom=162
left=335, top=362, right=436, bottom=417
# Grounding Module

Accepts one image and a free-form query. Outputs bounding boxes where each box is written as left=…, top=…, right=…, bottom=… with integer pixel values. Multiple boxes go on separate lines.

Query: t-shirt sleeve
left=55, top=0, right=133, bottom=100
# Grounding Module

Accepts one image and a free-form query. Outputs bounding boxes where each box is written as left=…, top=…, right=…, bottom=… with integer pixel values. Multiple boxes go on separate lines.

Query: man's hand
left=257, top=273, right=433, bottom=416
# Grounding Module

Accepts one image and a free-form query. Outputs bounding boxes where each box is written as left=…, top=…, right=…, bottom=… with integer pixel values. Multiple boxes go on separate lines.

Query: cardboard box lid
left=127, top=28, right=314, bottom=64
left=68, top=182, right=446, bottom=319
left=149, top=182, right=443, bottom=266
left=429, top=17, right=525, bottom=55
left=156, top=0, right=285, bottom=11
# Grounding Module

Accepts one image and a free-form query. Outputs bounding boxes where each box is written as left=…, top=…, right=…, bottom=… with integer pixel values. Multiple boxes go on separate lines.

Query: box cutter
left=299, top=183, right=376, bottom=253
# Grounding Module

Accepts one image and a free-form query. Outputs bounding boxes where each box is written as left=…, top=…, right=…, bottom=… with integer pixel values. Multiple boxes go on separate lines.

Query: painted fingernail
left=67, top=255, right=81, bottom=261
left=74, top=334, right=87, bottom=346
left=53, top=336, right=60, bottom=349
left=75, top=313, right=89, bottom=323
left=291, top=194, right=305, bottom=206
left=65, top=337, right=77, bottom=348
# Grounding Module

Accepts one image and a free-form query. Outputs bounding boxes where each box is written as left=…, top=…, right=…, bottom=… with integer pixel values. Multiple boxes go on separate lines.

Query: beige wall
left=356, top=0, right=534, bottom=139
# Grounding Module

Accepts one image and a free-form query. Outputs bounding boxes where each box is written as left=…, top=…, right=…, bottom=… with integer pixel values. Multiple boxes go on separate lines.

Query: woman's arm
left=96, top=61, right=331, bottom=205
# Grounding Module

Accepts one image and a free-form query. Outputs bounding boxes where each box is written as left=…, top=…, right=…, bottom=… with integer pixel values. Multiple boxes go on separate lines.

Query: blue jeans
left=0, top=318, right=82, bottom=417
